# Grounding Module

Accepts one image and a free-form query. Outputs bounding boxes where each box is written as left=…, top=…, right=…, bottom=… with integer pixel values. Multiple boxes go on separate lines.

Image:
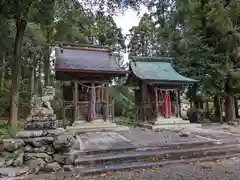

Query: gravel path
left=25, top=157, right=240, bottom=180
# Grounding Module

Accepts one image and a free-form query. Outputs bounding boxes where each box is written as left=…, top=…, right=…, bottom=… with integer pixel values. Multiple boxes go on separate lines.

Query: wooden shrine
left=126, top=56, right=200, bottom=130
left=55, top=42, right=128, bottom=128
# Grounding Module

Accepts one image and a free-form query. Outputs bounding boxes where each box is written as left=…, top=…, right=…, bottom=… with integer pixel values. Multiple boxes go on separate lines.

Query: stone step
left=66, top=122, right=130, bottom=133
left=74, top=153, right=240, bottom=176
left=14, top=153, right=240, bottom=179
left=72, top=139, right=232, bottom=157
left=70, top=145, right=137, bottom=157
left=74, top=143, right=240, bottom=166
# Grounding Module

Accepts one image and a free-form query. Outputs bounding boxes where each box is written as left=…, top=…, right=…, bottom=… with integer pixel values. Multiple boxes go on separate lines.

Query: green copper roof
left=129, top=56, right=197, bottom=83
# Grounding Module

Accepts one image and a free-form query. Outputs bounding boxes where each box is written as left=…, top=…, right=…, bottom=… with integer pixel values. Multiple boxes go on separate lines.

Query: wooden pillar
left=141, top=81, right=147, bottom=122
left=105, top=84, right=109, bottom=121
left=155, top=86, right=159, bottom=120
left=175, top=89, right=180, bottom=117
left=177, top=89, right=181, bottom=118
left=74, top=81, right=78, bottom=122
left=92, top=83, right=96, bottom=120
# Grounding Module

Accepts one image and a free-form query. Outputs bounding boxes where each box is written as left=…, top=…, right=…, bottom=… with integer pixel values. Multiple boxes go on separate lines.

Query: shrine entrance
left=126, top=56, right=201, bottom=130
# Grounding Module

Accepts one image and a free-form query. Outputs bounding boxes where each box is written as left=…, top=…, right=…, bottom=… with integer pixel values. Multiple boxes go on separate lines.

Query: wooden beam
left=175, top=89, right=179, bottom=117
left=155, top=87, right=159, bottom=119
left=105, top=84, right=109, bottom=121
left=74, top=81, right=78, bottom=122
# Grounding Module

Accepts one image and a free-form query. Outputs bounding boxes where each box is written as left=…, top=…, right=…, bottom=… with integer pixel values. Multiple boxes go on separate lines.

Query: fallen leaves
left=100, top=172, right=113, bottom=177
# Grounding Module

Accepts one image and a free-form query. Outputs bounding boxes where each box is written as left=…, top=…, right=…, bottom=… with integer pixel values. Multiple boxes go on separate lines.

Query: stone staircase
left=66, top=140, right=240, bottom=175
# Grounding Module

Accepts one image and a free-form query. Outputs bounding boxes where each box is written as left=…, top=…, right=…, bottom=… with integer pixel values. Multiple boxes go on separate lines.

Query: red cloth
left=153, top=103, right=165, bottom=116
left=154, top=94, right=172, bottom=118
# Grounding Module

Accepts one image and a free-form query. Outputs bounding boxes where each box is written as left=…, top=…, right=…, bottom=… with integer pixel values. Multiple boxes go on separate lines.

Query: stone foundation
left=0, top=113, right=79, bottom=178
left=139, top=118, right=201, bottom=131
left=0, top=128, right=78, bottom=176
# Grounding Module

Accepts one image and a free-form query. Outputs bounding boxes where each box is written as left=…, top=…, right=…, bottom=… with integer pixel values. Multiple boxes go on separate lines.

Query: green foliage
left=0, top=123, right=23, bottom=140
left=109, top=79, right=136, bottom=120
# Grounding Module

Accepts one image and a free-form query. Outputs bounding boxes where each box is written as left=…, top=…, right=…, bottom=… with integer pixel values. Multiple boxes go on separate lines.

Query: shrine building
left=55, top=42, right=128, bottom=132
left=126, top=56, right=200, bottom=130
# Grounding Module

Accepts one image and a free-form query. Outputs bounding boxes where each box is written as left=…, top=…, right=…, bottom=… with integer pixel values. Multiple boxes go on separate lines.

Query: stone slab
left=23, top=137, right=54, bottom=147
left=0, top=167, right=29, bottom=177
left=142, top=123, right=201, bottom=131
left=76, top=132, right=135, bottom=151
left=183, top=127, right=240, bottom=141
left=26, top=114, right=56, bottom=122
left=24, top=120, right=58, bottom=130
left=66, top=121, right=125, bottom=133
left=16, top=128, right=65, bottom=138
left=155, top=118, right=190, bottom=125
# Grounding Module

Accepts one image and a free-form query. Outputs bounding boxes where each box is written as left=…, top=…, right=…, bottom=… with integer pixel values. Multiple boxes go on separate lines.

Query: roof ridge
left=129, top=56, right=173, bottom=63
left=56, top=41, right=110, bottom=51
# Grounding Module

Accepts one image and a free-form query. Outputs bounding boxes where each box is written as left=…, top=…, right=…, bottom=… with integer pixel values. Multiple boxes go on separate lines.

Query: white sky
left=113, top=9, right=142, bottom=35
left=113, top=7, right=148, bottom=61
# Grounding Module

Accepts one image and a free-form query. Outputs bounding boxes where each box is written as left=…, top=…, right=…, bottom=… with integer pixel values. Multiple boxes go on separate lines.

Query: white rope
left=76, top=82, right=105, bottom=89
left=156, top=88, right=177, bottom=93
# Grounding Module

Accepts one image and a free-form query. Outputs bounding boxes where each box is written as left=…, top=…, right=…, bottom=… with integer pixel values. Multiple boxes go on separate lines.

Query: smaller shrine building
left=126, top=56, right=200, bottom=130
left=55, top=42, right=128, bottom=131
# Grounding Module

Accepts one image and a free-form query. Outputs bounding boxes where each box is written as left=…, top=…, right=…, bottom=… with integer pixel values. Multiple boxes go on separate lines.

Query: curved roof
left=55, top=43, right=127, bottom=74
left=129, top=56, right=197, bottom=84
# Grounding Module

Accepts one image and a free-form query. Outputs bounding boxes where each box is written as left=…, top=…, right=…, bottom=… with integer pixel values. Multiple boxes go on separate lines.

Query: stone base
left=24, top=120, right=58, bottom=130
left=139, top=117, right=201, bottom=131
left=16, top=128, right=65, bottom=138
left=24, top=113, right=58, bottom=130
left=66, top=120, right=129, bottom=133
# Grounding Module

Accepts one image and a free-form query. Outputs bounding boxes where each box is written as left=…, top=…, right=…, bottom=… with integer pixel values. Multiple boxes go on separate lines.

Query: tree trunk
left=1, top=54, right=5, bottom=92
left=234, top=97, right=239, bottom=118
left=30, top=59, right=35, bottom=97
left=217, top=96, right=223, bottom=123
left=9, top=19, right=27, bottom=124
left=214, top=95, right=220, bottom=117
left=225, top=95, right=235, bottom=122
left=44, top=45, right=50, bottom=86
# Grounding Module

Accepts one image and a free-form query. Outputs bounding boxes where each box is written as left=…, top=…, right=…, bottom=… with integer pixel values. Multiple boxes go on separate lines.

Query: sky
left=113, top=9, right=142, bottom=35
left=113, top=8, right=147, bottom=61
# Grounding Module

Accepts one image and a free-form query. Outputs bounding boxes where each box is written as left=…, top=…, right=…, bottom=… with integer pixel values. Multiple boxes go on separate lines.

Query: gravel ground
left=119, top=127, right=205, bottom=147
left=25, top=157, right=240, bottom=180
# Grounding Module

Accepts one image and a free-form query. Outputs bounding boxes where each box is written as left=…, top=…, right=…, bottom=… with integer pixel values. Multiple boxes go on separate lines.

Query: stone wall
left=0, top=128, right=78, bottom=177
left=0, top=86, right=79, bottom=178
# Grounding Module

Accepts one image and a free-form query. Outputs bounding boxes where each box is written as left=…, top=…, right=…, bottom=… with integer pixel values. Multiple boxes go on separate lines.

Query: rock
left=53, top=134, right=76, bottom=151
left=179, top=132, right=189, bottom=137
left=25, top=145, right=34, bottom=152
left=17, top=129, right=64, bottom=138
left=0, top=158, right=5, bottom=168
left=47, top=128, right=65, bottom=136
left=43, top=162, right=61, bottom=173
left=24, top=120, right=58, bottom=130
left=24, top=153, right=52, bottom=163
left=16, top=130, right=47, bottom=138
left=13, top=152, right=24, bottom=166
left=27, top=158, right=45, bottom=174
left=0, top=167, right=29, bottom=177
left=1, top=151, right=13, bottom=158
left=3, top=139, right=25, bottom=152
left=228, top=121, right=239, bottom=126
left=24, top=137, right=54, bottom=147
left=63, top=165, right=73, bottom=171
left=34, top=145, right=54, bottom=154
left=65, top=155, right=75, bottom=165
left=5, top=159, right=14, bottom=166
left=53, top=154, right=65, bottom=164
